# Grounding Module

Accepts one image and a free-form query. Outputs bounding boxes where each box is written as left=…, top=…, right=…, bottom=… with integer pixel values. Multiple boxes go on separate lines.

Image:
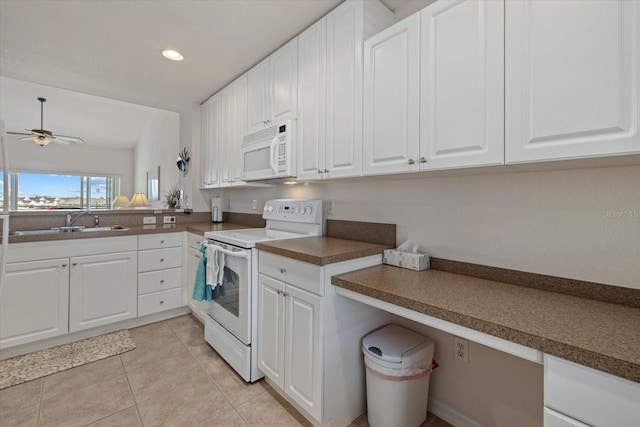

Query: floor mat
left=0, top=329, right=135, bottom=389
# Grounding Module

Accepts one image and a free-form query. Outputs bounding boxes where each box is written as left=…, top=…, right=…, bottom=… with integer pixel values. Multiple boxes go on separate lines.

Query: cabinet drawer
left=187, top=232, right=206, bottom=250
left=138, top=288, right=183, bottom=316
left=543, top=408, right=589, bottom=427
left=259, top=252, right=324, bottom=296
left=544, top=355, right=640, bottom=427
left=138, top=267, right=182, bottom=295
left=138, top=232, right=183, bottom=250
left=138, top=247, right=183, bottom=272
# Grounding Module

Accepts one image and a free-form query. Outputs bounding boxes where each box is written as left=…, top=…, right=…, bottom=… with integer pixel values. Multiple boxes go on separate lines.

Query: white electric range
left=202, top=199, right=323, bottom=382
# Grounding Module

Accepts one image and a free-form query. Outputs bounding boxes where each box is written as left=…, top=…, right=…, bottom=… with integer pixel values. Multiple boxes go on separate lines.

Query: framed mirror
left=146, top=166, right=160, bottom=201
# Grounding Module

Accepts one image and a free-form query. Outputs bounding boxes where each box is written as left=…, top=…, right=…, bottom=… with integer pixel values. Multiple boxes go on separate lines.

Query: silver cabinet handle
left=283, top=292, right=289, bottom=298
left=408, top=158, right=415, bottom=165
left=420, top=157, right=427, bottom=163
left=160, top=279, right=164, bottom=284
left=318, top=169, right=322, bottom=174
left=279, top=268, right=286, bottom=274
left=72, top=262, right=77, bottom=266
left=276, top=290, right=282, bottom=295
left=324, top=169, right=329, bottom=173
left=160, top=240, right=165, bottom=244
left=160, top=300, right=164, bottom=304
left=62, top=263, right=68, bottom=267
left=160, top=258, right=164, bottom=262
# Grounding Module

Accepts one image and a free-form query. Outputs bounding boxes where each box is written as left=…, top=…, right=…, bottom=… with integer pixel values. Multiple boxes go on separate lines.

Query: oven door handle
left=209, top=244, right=250, bottom=259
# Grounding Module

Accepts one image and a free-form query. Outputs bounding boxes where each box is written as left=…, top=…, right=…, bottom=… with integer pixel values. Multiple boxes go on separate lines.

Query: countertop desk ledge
left=256, top=236, right=392, bottom=266
left=332, top=264, right=640, bottom=383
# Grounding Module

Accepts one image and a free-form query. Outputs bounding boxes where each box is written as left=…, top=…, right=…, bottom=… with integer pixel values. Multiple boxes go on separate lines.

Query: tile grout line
left=36, top=378, right=44, bottom=427
left=118, top=354, right=146, bottom=426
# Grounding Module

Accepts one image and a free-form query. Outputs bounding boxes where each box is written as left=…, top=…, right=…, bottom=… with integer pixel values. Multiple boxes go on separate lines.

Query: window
left=8, top=172, right=120, bottom=210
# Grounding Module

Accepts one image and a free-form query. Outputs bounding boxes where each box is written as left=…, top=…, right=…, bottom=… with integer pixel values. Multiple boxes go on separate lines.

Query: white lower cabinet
left=1, top=236, right=138, bottom=349
left=137, top=233, right=184, bottom=317
left=544, top=355, right=640, bottom=427
left=69, top=251, right=138, bottom=332
left=258, top=251, right=388, bottom=425
left=258, top=273, right=322, bottom=418
left=0, top=259, right=70, bottom=348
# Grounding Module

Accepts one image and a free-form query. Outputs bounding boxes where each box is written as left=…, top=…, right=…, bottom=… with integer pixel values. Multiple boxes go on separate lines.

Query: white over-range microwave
left=241, top=119, right=296, bottom=181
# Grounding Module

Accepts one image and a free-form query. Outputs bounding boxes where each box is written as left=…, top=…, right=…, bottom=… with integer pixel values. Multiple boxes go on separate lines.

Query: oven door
left=204, top=242, right=252, bottom=345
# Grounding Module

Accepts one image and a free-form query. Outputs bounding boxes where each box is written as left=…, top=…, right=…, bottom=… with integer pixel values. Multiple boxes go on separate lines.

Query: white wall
left=133, top=109, right=180, bottom=207
left=222, top=165, right=640, bottom=289
left=7, top=135, right=134, bottom=196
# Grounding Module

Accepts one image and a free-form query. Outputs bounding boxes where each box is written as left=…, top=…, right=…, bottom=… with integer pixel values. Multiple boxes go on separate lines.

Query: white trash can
left=362, top=324, right=435, bottom=427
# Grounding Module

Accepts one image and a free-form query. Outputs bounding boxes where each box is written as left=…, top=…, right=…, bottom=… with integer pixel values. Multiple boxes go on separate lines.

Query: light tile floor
left=0, top=315, right=452, bottom=427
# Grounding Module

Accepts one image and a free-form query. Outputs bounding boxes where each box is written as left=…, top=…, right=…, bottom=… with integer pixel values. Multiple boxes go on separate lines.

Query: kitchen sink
left=12, top=229, right=61, bottom=236
left=13, top=225, right=129, bottom=236
left=79, top=225, right=130, bottom=232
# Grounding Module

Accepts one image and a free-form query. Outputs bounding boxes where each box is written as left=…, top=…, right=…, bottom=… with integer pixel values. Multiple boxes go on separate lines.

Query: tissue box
left=383, top=250, right=430, bottom=271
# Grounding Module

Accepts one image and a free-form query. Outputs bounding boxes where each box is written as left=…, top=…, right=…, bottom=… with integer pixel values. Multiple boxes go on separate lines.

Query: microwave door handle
left=269, top=136, right=279, bottom=174
left=209, top=244, right=250, bottom=259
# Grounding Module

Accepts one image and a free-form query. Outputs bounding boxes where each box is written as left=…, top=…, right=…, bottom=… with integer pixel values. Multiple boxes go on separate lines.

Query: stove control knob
left=268, top=205, right=274, bottom=213
left=305, top=206, right=312, bottom=215
left=264, top=205, right=268, bottom=212
left=297, top=207, right=303, bottom=215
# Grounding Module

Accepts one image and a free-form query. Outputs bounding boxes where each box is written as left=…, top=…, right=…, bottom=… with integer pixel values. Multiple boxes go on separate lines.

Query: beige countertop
left=5, top=222, right=252, bottom=243
left=256, top=236, right=391, bottom=266
left=332, top=265, right=640, bottom=383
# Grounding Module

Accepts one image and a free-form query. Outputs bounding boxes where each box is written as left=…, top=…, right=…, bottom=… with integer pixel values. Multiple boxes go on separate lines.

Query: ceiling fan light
left=32, top=131, right=53, bottom=147
left=162, top=49, right=184, bottom=61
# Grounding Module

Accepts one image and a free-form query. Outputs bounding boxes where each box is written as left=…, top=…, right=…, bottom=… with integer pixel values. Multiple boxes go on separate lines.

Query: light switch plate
left=143, top=216, right=156, bottom=225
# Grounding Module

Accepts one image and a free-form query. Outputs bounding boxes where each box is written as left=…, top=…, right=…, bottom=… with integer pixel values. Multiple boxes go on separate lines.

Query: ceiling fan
left=7, top=97, right=85, bottom=147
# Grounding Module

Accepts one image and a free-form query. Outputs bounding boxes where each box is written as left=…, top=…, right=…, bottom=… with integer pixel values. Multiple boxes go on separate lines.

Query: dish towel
left=205, top=243, right=227, bottom=300
left=192, top=244, right=208, bottom=301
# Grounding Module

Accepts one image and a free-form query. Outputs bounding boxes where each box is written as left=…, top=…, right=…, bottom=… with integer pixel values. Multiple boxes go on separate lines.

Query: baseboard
left=428, top=398, right=483, bottom=427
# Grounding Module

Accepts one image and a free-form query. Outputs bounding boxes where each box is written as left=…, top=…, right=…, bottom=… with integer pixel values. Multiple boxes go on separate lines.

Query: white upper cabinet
left=297, top=18, right=327, bottom=181
left=201, top=73, right=248, bottom=189
left=247, top=38, right=298, bottom=134
left=505, top=0, right=640, bottom=163
left=200, top=94, right=221, bottom=188
left=363, top=0, right=504, bottom=176
left=363, top=13, right=420, bottom=175
left=420, top=0, right=504, bottom=170
left=297, top=0, right=393, bottom=181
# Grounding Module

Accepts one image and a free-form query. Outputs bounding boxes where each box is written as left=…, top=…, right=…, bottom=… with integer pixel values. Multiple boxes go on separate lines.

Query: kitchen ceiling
left=0, top=0, right=408, bottom=114
left=0, top=0, right=412, bottom=148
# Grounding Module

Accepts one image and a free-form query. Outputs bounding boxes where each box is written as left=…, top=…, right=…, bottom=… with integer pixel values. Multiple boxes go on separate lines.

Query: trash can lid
left=363, top=324, right=431, bottom=364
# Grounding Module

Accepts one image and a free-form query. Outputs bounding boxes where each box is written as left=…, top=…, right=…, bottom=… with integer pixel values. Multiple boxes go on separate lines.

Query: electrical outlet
left=143, top=216, right=156, bottom=225
left=327, top=200, right=334, bottom=215
left=454, top=337, right=469, bottom=363
left=163, top=215, right=176, bottom=224
left=252, top=199, right=258, bottom=210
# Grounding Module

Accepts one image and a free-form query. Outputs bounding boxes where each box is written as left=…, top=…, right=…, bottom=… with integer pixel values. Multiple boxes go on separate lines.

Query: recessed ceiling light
left=162, top=50, right=184, bottom=61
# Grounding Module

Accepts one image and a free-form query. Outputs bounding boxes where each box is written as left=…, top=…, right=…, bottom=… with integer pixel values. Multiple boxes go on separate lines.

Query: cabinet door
left=326, top=0, right=364, bottom=178
left=231, top=74, right=248, bottom=183
left=69, top=251, right=137, bottom=332
left=257, top=274, right=285, bottom=388
left=271, top=38, right=298, bottom=125
left=420, top=0, right=504, bottom=170
left=247, top=57, right=270, bottom=134
left=363, top=12, right=420, bottom=176
left=200, top=100, right=212, bottom=188
left=505, top=0, right=640, bottom=163
left=0, top=259, right=69, bottom=348
left=186, top=246, right=205, bottom=320
left=201, top=95, right=221, bottom=188
left=297, top=18, right=327, bottom=181
left=220, top=87, right=233, bottom=186
left=284, top=285, right=322, bottom=420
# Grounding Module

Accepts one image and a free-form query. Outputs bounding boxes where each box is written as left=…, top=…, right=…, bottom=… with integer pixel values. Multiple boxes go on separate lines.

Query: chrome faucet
left=65, top=210, right=91, bottom=227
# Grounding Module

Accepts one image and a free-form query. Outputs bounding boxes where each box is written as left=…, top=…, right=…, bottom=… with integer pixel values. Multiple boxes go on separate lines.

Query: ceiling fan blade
left=52, top=135, right=84, bottom=144
left=6, top=131, right=31, bottom=137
